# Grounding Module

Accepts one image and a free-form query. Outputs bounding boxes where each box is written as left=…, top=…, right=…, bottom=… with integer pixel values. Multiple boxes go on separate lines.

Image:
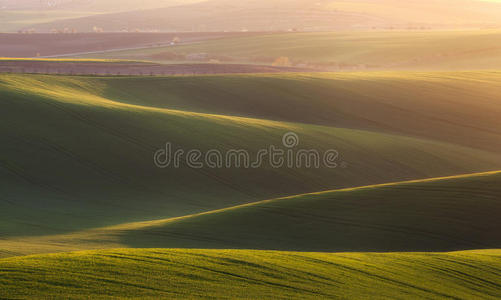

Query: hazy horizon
left=2, top=0, right=501, bottom=33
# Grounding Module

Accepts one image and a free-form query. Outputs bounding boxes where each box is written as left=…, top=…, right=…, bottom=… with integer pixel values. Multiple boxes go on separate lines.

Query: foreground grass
left=1, top=248, right=501, bottom=299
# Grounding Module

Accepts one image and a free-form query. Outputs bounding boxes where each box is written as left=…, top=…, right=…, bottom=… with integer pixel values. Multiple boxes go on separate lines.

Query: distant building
left=186, top=53, right=209, bottom=61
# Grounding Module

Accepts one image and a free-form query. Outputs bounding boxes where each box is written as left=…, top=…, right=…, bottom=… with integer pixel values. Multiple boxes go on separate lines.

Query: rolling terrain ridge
left=2, top=170, right=501, bottom=256
left=2, top=72, right=501, bottom=241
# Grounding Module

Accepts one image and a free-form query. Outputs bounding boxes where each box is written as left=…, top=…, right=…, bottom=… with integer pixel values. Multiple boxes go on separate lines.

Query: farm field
left=1, top=71, right=501, bottom=258
left=36, top=71, right=501, bottom=153
left=0, top=0, right=501, bottom=300
left=1, top=70, right=501, bottom=298
left=82, top=31, right=501, bottom=70
left=2, top=2, right=501, bottom=299
left=0, top=59, right=312, bottom=75
left=1, top=170, right=501, bottom=257
left=0, top=32, right=257, bottom=58
left=1, top=249, right=501, bottom=299
left=107, top=171, right=501, bottom=252
left=2, top=72, right=501, bottom=241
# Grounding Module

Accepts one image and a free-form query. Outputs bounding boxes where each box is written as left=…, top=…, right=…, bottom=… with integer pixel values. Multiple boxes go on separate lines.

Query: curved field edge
left=4, top=72, right=501, bottom=153
left=114, top=170, right=501, bottom=252
left=2, top=171, right=501, bottom=257
left=1, top=248, right=501, bottom=299
left=12, top=71, right=501, bottom=153
left=2, top=73, right=501, bottom=239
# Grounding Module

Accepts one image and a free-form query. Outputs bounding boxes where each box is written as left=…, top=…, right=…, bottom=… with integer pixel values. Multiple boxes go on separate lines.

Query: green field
left=4, top=3, right=501, bottom=299
left=82, top=31, right=501, bottom=70
left=90, top=71, right=501, bottom=153
left=2, top=170, right=500, bottom=257
left=113, top=171, right=501, bottom=252
left=2, top=71, right=501, bottom=298
left=1, top=249, right=501, bottom=299
left=2, top=72, right=501, bottom=241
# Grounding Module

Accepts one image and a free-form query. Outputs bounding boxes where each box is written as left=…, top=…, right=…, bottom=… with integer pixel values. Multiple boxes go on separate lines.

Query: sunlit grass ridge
left=1, top=249, right=501, bottom=299
left=2, top=72, right=501, bottom=243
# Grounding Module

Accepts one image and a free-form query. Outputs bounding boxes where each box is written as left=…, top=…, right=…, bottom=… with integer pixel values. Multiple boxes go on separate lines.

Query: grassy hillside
left=86, top=31, right=501, bottom=70
left=1, top=248, right=501, bottom=299
left=2, top=171, right=501, bottom=257
left=92, top=72, right=501, bottom=153
left=101, top=171, right=501, bottom=252
left=2, top=73, right=500, bottom=240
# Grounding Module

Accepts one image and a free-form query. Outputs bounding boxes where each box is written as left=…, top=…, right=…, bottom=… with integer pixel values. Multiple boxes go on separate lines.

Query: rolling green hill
left=87, top=71, right=501, bottom=153
left=1, top=248, right=501, bottom=299
left=1, top=171, right=501, bottom=257
left=3, top=73, right=501, bottom=241
left=107, top=171, right=501, bottom=252
left=85, top=31, right=501, bottom=70
left=1, top=69, right=501, bottom=299
left=1, top=72, right=501, bottom=241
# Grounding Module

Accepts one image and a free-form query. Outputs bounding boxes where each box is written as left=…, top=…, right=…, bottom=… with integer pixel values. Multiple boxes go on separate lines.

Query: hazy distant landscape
left=1, top=1, right=501, bottom=299
left=3, top=0, right=501, bottom=33
left=74, top=31, right=501, bottom=70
